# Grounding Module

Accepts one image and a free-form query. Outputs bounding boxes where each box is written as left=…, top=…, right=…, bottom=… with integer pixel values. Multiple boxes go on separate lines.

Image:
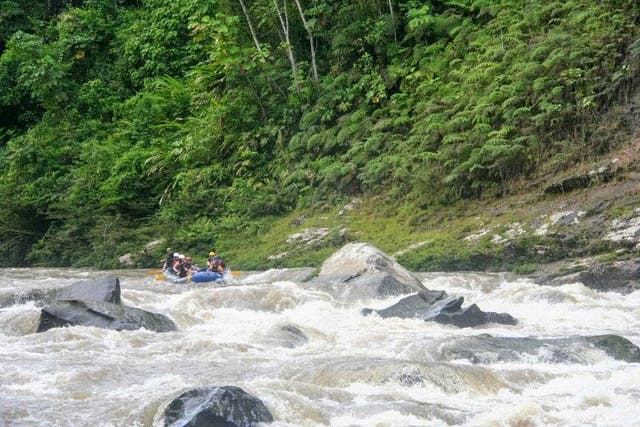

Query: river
left=1, top=268, right=640, bottom=426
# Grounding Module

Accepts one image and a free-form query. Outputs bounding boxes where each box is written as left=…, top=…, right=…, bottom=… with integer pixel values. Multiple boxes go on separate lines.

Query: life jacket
left=172, top=259, right=186, bottom=277
left=164, top=255, right=174, bottom=269
left=210, top=257, right=226, bottom=272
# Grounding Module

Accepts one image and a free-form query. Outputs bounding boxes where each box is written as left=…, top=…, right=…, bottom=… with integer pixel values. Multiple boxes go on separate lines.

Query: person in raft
left=183, top=256, right=200, bottom=274
left=206, top=251, right=217, bottom=270
left=171, top=254, right=190, bottom=278
left=208, top=253, right=226, bottom=273
left=162, top=249, right=176, bottom=271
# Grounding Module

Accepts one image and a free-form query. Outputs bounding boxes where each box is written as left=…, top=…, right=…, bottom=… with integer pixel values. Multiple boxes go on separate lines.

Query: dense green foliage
left=0, top=0, right=639, bottom=267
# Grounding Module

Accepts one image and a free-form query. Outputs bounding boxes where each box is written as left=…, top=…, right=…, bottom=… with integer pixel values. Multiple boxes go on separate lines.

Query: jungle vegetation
left=0, top=0, right=639, bottom=268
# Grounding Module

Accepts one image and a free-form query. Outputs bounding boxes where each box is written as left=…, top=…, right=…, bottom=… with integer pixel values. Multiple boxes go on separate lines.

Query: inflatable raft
left=190, top=270, right=224, bottom=283
left=163, top=271, right=188, bottom=284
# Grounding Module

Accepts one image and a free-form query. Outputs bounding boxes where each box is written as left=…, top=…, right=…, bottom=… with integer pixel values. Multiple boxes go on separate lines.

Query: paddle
left=148, top=269, right=162, bottom=275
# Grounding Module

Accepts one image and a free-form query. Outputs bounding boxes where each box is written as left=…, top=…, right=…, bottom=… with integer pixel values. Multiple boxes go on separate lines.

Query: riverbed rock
left=585, top=334, right=640, bottom=362
left=308, top=242, right=428, bottom=300
left=534, top=259, right=640, bottom=293
left=435, top=333, right=640, bottom=364
left=51, top=276, right=122, bottom=304
left=0, top=276, right=122, bottom=308
left=362, top=290, right=517, bottom=328
left=37, top=299, right=177, bottom=333
left=264, top=324, right=309, bottom=349
left=163, top=385, right=273, bottom=427
left=35, top=276, right=176, bottom=333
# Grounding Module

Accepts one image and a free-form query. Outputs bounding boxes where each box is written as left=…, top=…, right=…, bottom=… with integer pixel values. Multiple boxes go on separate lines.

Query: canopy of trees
left=1, top=0, right=638, bottom=267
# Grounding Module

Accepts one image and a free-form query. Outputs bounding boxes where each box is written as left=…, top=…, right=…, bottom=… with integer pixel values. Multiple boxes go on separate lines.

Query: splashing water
left=1, top=268, right=639, bottom=426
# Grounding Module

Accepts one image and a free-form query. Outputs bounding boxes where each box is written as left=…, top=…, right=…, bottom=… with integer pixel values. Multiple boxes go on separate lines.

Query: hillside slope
left=213, top=124, right=640, bottom=276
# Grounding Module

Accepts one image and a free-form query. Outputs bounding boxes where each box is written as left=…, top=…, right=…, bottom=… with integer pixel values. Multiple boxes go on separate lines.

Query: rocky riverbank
left=121, top=137, right=640, bottom=287
left=234, top=138, right=640, bottom=284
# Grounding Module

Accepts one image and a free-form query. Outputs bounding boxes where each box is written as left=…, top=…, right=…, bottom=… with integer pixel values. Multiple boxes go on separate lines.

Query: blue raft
left=190, top=270, right=224, bottom=283
left=163, top=271, right=189, bottom=284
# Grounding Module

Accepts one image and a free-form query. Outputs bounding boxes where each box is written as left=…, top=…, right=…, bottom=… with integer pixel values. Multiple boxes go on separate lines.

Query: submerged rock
left=433, top=303, right=517, bottom=328
left=308, top=242, right=427, bottom=300
left=240, top=268, right=316, bottom=285
left=586, top=334, right=640, bottom=362
left=535, top=259, right=640, bottom=293
left=362, top=290, right=517, bottom=328
left=0, top=288, right=50, bottom=308
left=435, top=334, right=640, bottom=364
left=264, top=324, right=309, bottom=349
left=37, top=299, right=177, bottom=333
left=163, top=386, right=273, bottom=427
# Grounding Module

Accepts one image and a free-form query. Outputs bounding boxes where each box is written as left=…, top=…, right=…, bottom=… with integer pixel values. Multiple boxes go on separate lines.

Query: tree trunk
left=292, top=0, right=318, bottom=82
left=238, top=0, right=262, bottom=53
left=387, top=0, right=397, bottom=42
left=273, top=0, right=298, bottom=79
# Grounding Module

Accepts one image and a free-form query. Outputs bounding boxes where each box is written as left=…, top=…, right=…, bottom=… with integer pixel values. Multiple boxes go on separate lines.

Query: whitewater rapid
left=1, top=268, right=640, bottom=426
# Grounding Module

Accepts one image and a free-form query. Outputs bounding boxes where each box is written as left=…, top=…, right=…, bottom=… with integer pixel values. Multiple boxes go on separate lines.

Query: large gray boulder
left=163, top=386, right=273, bottom=427
left=308, top=242, right=428, bottom=300
left=362, top=290, right=517, bottom=328
left=50, top=276, right=121, bottom=304
left=0, top=276, right=120, bottom=308
left=35, top=276, right=176, bottom=333
left=37, top=299, right=177, bottom=333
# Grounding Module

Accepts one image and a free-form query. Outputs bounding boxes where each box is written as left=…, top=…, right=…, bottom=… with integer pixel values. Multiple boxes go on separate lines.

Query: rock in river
left=307, top=242, right=428, bottom=300
left=163, top=385, right=273, bottom=427
left=362, top=290, right=517, bottom=328
left=37, top=299, right=177, bottom=333
left=35, top=276, right=177, bottom=333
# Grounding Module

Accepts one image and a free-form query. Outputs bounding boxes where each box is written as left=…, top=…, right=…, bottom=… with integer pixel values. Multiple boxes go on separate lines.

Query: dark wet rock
left=363, top=291, right=517, bottom=328
left=433, top=303, right=517, bottom=328
left=37, top=299, right=177, bottom=333
left=543, top=165, right=616, bottom=195
left=0, top=276, right=121, bottom=308
left=30, top=276, right=177, bottom=333
left=308, top=242, right=427, bottom=300
left=163, top=386, right=273, bottom=427
left=586, top=334, right=640, bottom=362
left=265, top=324, right=309, bottom=348
left=535, top=259, right=640, bottom=293
left=278, top=325, right=308, bottom=347
left=436, top=334, right=640, bottom=364
left=362, top=290, right=462, bottom=320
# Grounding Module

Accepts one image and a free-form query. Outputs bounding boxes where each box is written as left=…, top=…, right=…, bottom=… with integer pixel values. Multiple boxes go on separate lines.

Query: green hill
left=1, top=0, right=639, bottom=270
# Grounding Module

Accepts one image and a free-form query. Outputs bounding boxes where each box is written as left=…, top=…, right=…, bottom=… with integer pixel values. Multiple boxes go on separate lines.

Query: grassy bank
left=209, top=146, right=640, bottom=274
